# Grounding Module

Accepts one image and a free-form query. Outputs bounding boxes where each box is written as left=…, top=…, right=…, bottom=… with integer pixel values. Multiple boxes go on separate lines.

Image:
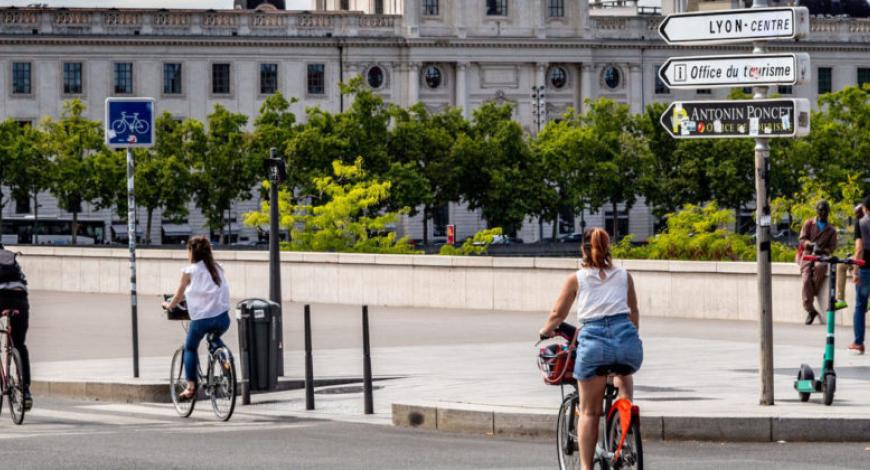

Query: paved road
left=0, top=398, right=867, bottom=469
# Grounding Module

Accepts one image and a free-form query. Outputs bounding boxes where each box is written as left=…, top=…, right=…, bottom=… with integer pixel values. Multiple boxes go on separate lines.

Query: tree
left=581, top=98, right=652, bottom=241
left=190, top=105, right=256, bottom=244
left=131, top=113, right=194, bottom=244
left=387, top=103, right=469, bottom=245
left=42, top=100, right=107, bottom=244
left=6, top=122, right=51, bottom=243
left=0, top=120, right=19, bottom=239
left=243, top=158, right=417, bottom=254
left=453, top=102, right=541, bottom=236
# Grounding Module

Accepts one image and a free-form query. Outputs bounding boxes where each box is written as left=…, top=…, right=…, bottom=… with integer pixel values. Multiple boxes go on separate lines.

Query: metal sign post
left=658, top=2, right=811, bottom=406
left=265, top=149, right=287, bottom=376
left=105, top=97, right=155, bottom=379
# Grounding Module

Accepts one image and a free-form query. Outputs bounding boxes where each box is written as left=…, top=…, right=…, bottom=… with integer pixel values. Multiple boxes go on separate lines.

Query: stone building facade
left=1, top=1, right=869, bottom=245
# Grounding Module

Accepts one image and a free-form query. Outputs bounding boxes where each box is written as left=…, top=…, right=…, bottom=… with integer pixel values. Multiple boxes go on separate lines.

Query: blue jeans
left=854, top=268, right=870, bottom=345
left=184, top=312, right=230, bottom=382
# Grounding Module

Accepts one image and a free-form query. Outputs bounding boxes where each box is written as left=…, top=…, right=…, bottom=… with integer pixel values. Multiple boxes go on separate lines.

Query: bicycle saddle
left=594, top=364, right=635, bottom=377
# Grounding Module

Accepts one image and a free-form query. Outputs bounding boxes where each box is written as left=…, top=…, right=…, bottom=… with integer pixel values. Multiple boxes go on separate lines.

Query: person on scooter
left=848, top=195, right=870, bottom=355
left=0, top=244, right=32, bottom=410
left=539, top=227, right=643, bottom=470
left=799, top=200, right=838, bottom=325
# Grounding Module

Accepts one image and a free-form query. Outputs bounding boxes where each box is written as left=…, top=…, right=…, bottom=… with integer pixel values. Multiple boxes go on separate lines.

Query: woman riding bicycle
left=163, top=236, right=231, bottom=400
left=539, top=227, right=643, bottom=470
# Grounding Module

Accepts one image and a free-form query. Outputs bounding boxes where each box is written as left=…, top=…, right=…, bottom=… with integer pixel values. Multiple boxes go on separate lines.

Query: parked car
left=558, top=233, right=583, bottom=243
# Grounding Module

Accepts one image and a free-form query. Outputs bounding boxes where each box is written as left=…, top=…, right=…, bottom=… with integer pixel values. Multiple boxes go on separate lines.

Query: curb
left=391, top=403, right=870, bottom=442
left=31, top=377, right=383, bottom=404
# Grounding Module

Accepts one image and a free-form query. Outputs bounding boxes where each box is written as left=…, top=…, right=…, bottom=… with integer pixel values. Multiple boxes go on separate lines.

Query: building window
left=113, top=62, right=133, bottom=95
left=432, top=204, right=449, bottom=238
left=602, top=66, right=620, bottom=89
left=423, top=65, right=442, bottom=89
left=14, top=195, right=30, bottom=215
left=696, top=88, right=712, bottom=95
left=260, top=63, right=278, bottom=95
left=548, top=0, right=565, bottom=17
left=212, top=63, right=231, bottom=95
left=548, top=66, right=567, bottom=89
left=423, top=0, right=439, bottom=15
left=777, top=85, right=792, bottom=95
left=63, top=62, right=83, bottom=95
left=307, top=64, right=325, bottom=95
left=11, top=62, right=31, bottom=95
left=605, top=209, right=629, bottom=241
left=339, top=0, right=349, bottom=10
left=374, top=0, right=384, bottom=14
left=367, top=66, right=384, bottom=89
left=487, top=0, right=508, bottom=16
left=163, top=63, right=182, bottom=95
left=858, top=68, right=870, bottom=90
left=655, top=65, right=669, bottom=94
left=817, top=67, right=832, bottom=95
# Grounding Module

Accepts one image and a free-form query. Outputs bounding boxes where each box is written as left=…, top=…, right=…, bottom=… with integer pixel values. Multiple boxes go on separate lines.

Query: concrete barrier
left=15, top=246, right=855, bottom=325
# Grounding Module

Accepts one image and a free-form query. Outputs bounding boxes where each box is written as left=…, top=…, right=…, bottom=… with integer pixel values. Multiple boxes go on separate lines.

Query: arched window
left=367, top=66, right=385, bottom=89
left=423, top=65, right=443, bottom=89
left=548, top=66, right=567, bottom=89
left=603, top=66, right=621, bottom=89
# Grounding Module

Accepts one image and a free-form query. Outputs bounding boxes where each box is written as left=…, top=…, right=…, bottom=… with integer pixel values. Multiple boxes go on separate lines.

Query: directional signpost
left=660, top=99, right=810, bottom=139
left=659, top=53, right=810, bottom=89
left=105, top=97, right=156, bottom=379
left=659, top=3, right=812, bottom=406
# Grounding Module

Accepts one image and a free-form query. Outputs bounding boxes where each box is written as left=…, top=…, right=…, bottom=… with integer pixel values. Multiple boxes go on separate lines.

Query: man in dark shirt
left=849, top=196, right=870, bottom=355
left=799, top=201, right=838, bottom=325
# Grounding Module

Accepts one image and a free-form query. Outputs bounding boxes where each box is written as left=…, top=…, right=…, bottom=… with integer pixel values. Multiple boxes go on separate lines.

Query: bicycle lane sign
left=105, top=97, right=155, bottom=148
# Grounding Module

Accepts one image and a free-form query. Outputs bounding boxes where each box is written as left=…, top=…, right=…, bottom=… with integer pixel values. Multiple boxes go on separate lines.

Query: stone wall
left=15, top=246, right=855, bottom=325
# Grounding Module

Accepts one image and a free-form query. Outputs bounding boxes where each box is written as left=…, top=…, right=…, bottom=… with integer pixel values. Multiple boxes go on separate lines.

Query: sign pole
left=268, top=148, right=284, bottom=376
left=127, top=147, right=140, bottom=379
left=752, top=0, right=775, bottom=406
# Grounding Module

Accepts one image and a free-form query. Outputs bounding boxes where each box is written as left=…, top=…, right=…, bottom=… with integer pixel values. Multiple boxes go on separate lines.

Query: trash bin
left=236, top=299, right=281, bottom=392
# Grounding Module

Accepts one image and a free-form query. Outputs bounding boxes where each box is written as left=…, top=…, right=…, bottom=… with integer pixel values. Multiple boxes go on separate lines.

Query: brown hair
left=581, top=227, right=612, bottom=270
left=187, top=236, right=222, bottom=286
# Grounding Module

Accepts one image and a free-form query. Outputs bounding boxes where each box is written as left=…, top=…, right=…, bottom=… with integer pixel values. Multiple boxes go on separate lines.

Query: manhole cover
left=315, top=385, right=383, bottom=395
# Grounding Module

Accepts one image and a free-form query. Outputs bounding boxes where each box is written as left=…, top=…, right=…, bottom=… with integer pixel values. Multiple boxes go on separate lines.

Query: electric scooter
left=794, top=254, right=866, bottom=406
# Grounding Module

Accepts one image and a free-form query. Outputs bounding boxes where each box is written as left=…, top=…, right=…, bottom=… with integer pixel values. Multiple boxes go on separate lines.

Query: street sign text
left=659, top=53, right=810, bottom=89
left=658, top=7, right=809, bottom=45
left=660, top=99, right=810, bottom=139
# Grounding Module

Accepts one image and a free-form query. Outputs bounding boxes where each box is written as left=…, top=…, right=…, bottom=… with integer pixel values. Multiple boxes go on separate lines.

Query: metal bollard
left=362, top=305, right=374, bottom=415
left=304, top=304, right=315, bottom=410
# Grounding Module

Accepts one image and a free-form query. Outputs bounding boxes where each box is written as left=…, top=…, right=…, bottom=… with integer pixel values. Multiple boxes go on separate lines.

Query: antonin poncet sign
left=660, top=99, right=810, bottom=139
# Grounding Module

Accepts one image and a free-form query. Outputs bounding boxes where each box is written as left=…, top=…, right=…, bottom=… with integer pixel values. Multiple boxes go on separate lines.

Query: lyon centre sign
left=658, top=7, right=810, bottom=45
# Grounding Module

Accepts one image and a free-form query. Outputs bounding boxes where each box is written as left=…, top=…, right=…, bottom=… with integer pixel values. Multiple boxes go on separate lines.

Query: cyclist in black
left=0, top=244, right=31, bottom=410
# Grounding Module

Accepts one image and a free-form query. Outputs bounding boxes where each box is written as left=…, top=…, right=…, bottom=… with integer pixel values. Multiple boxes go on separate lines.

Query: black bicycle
left=0, top=309, right=25, bottom=425
left=165, top=297, right=237, bottom=422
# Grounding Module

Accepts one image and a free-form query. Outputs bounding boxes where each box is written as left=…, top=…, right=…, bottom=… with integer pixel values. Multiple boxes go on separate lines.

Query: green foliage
left=613, top=202, right=798, bottom=262
left=42, top=100, right=108, bottom=243
left=439, top=228, right=503, bottom=256
left=244, top=159, right=417, bottom=254
left=250, top=92, right=298, bottom=191
left=189, top=104, right=257, bottom=244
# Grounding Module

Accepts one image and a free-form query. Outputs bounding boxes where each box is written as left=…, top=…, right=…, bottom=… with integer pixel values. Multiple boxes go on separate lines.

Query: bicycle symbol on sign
left=111, top=112, right=150, bottom=136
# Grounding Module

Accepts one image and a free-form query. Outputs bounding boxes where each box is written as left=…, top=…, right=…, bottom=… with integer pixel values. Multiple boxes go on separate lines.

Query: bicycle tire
left=209, top=347, right=236, bottom=422
left=133, top=120, right=150, bottom=135
left=170, top=347, right=196, bottom=418
left=7, top=348, right=25, bottom=425
left=556, top=392, right=581, bottom=470
left=111, top=119, right=127, bottom=134
left=606, top=409, right=642, bottom=470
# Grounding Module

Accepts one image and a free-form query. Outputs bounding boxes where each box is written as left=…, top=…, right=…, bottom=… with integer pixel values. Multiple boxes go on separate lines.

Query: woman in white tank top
left=539, top=227, right=643, bottom=470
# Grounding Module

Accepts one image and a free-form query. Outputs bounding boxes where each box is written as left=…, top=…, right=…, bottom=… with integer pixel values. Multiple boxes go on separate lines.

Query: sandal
left=178, top=385, right=197, bottom=400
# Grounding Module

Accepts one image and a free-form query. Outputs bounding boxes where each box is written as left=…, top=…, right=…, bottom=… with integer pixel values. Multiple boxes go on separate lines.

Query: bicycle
left=164, top=298, right=237, bottom=422
left=111, top=112, right=150, bottom=135
left=0, top=309, right=26, bottom=425
left=538, top=323, right=643, bottom=470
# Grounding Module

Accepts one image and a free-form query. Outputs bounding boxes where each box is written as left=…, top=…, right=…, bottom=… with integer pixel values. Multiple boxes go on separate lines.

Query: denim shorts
left=573, top=314, right=643, bottom=381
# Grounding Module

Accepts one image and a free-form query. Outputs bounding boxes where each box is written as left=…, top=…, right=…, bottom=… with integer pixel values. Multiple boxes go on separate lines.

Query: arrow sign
left=658, top=7, right=809, bottom=45
left=659, top=53, right=810, bottom=89
left=660, top=99, right=810, bottom=139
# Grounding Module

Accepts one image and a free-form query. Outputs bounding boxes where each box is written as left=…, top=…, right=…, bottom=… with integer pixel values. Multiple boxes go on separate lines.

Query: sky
left=2, top=0, right=313, bottom=9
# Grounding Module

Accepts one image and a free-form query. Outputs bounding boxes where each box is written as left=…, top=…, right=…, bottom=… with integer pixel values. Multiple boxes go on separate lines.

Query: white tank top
left=576, top=267, right=630, bottom=322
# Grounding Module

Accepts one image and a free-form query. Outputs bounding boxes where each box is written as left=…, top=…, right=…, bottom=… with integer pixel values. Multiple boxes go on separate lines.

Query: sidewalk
left=26, top=291, right=870, bottom=442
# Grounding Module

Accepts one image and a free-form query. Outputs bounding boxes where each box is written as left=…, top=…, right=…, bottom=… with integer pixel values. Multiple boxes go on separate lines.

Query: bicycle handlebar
left=803, top=255, right=865, bottom=267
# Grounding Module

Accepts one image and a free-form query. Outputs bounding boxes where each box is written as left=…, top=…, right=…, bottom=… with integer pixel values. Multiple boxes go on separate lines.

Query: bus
left=0, top=218, right=107, bottom=245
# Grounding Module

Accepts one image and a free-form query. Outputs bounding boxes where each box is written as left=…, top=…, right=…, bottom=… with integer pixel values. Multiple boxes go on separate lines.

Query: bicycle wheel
left=556, top=392, right=581, bottom=470
left=7, top=348, right=25, bottom=425
left=209, top=347, right=236, bottom=422
left=606, top=409, right=642, bottom=470
left=170, top=347, right=196, bottom=418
